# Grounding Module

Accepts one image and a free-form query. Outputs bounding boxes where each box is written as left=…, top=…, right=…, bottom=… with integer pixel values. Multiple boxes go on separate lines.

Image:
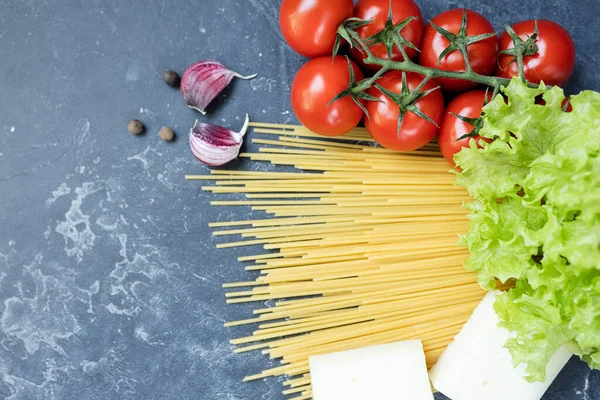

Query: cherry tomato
left=291, top=56, right=365, bottom=137
left=279, top=0, right=354, bottom=58
left=438, top=90, right=493, bottom=167
left=535, top=95, right=573, bottom=112
left=349, top=0, right=424, bottom=72
left=365, top=72, right=444, bottom=151
left=419, top=9, right=498, bottom=92
left=496, top=20, right=575, bottom=87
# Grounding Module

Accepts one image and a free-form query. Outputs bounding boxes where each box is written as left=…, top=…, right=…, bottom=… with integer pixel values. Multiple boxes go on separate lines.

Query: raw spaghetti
left=187, top=122, right=494, bottom=400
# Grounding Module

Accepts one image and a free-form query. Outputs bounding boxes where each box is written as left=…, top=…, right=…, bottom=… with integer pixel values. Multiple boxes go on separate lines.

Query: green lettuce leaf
left=455, top=77, right=600, bottom=381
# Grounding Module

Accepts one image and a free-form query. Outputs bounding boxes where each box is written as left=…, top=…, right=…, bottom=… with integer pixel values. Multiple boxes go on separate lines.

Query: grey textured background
left=0, top=0, right=599, bottom=399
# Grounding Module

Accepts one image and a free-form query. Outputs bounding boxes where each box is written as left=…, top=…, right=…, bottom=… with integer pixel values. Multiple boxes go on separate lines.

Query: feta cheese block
left=309, top=340, right=434, bottom=400
left=429, top=291, right=573, bottom=400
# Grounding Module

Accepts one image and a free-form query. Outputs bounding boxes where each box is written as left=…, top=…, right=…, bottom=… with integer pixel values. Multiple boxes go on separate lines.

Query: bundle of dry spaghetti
left=187, top=122, right=493, bottom=400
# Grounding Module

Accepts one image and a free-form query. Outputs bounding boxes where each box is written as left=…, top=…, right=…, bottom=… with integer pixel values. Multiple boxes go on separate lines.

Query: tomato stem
left=365, top=55, right=511, bottom=88
left=497, top=21, right=540, bottom=83
left=346, top=25, right=510, bottom=89
left=337, top=12, right=540, bottom=96
left=332, top=7, right=540, bottom=135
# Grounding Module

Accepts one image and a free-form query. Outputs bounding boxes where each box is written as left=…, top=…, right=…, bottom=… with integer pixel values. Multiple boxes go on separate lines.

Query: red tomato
left=496, top=20, right=575, bottom=87
left=365, top=72, right=444, bottom=151
left=419, top=9, right=498, bottom=92
left=291, top=56, right=365, bottom=136
left=535, top=95, right=573, bottom=112
left=349, top=0, right=424, bottom=72
left=279, top=0, right=354, bottom=58
left=438, top=90, right=492, bottom=167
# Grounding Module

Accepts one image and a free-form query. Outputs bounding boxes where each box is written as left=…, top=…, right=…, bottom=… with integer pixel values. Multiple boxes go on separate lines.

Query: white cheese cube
left=429, top=291, right=572, bottom=400
left=309, top=340, right=434, bottom=400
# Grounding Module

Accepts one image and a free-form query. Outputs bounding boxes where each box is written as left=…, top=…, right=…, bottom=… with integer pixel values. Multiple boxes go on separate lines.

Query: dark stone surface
left=0, top=0, right=598, bottom=399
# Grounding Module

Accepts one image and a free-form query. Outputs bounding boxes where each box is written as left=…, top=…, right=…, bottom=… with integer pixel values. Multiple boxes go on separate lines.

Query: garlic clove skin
left=181, top=61, right=256, bottom=114
left=189, top=114, right=249, bottom=166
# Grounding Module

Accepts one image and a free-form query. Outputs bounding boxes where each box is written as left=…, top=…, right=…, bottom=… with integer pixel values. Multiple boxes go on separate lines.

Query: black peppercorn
left=159, top=127, right=175, bottom=142
left=128, top=119, right=144, bottom=135
left=163, top=70, right=180, bottom=88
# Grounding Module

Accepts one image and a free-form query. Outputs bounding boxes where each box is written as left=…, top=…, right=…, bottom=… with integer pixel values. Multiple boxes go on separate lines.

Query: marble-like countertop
left=0, top=0, right=598, bottom=399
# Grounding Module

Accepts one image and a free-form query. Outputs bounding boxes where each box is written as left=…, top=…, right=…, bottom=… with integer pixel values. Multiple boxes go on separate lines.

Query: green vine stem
left=331, top=4, right=545, bottom=137
left=336, top=6, right=539, bottom=108
left=347, top=28, right=511, bottom=93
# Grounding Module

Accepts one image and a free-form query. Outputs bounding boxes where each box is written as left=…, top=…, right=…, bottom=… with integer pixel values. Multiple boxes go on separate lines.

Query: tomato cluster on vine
left=280, top=0, right=576, bottom=166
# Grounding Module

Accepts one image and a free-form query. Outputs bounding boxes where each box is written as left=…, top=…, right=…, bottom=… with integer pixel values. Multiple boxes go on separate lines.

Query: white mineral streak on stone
left=0, top=252, right=6, bottom=285
left=95, top=215, right=119, bottom=231
left=134, top=326, right=164, bottom=346
left=156, top=173, right=172, bottom=189
left=126, top=146, right=162, bottom=170
left=0, top=253, right=98, bottom=357
left=3, top=372, right=48, bottom=399
left=81, top=358, right=109, bottom=375
left=250, top=76, right=277, bottom=92
left=110, top=234, right=165, bottom=282
left=134, top=326, right=151, bottom=343
left=79, top=347, right=139, bottom=395
left=105, top=303, right=137, bottom=316
left=45, top=182, right=71, bottom=207
left=192, top=273, right=215, bottom=285
left=583, top=370, right=591, bottom=400
left=105, top=233, right=170, bottom=318
left=139, top=107, right=155, bottom=117
left=55, top=183, right=99, bottom=261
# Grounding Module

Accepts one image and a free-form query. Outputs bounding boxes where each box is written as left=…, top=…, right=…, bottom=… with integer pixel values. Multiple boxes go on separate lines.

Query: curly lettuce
left=455, top=78, right=600, bottom=382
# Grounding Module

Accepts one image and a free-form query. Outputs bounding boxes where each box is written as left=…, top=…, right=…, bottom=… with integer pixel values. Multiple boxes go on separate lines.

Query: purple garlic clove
left=189, top=114, right=249, bottom=166
left=180, top=61, right=256, bottom=114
